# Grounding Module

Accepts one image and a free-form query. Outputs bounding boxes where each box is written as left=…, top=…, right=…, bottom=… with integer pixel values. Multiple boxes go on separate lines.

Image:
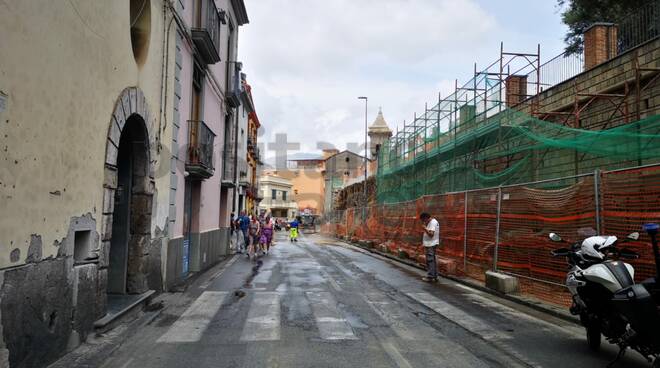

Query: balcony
left=191, top=0, right=222, bottom=64
left=226, top=63, right=241, bottom=108
left=186, top=120, right=216, bottom=179
left=237, top=159, right=249, bottom=186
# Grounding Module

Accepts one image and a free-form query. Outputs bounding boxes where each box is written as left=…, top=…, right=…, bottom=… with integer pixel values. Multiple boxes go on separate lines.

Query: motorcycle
left=550, top=225, right=660, bottom=366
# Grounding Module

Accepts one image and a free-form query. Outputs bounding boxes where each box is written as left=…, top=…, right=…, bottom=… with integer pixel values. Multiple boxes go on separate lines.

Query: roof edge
left=231, top=0, right=249, bottom=25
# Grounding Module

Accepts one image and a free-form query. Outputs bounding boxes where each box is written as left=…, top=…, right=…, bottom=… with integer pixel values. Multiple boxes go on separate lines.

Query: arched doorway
left=101, top=87, right=155, bottom=298
left=107, top=114, right=151, bottom=294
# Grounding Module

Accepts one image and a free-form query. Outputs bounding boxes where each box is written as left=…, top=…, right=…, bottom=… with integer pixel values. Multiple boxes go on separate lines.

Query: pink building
left=166, top=0, right=249, bottom=288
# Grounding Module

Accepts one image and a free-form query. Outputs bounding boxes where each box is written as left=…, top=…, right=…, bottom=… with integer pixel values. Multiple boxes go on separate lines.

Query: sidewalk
left=323, top=234, right=579, bottom=325
left=49, top=254, right=238, bottom=368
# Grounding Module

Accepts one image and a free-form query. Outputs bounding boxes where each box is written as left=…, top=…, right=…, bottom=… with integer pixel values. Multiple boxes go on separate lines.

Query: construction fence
left=322, top=163, right=660, bottom=307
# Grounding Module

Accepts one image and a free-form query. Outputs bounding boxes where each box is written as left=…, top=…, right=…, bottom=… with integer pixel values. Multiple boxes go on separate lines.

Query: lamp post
left=358, top=96, right=368, bottom=208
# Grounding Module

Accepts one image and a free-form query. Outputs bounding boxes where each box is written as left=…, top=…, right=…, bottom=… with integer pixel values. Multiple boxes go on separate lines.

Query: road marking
left=157, top=291, right=228, bottom=343
left=453, top=283, right=478, bottom=293
left=118, top=358, right=135, bottom=368
left=306, top=291, right=357, bottom=340
left=464, top=293, right=583, bottom=337
left=198, top=256, right=238, bottom=289
left=406, top=292, right=511, bottom=341
left=240, top=292, right=281, bottom=341
left=380, top=341, right=413, bottom=368
left=364, top=293, right=436, bottom=340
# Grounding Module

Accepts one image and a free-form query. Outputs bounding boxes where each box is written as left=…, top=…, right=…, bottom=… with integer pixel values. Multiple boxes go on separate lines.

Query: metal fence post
left=463, top=191, right=468, bottom=272
left=494, top=187, right=502, bottom=271
left=594, top=169, right=601, bottom=235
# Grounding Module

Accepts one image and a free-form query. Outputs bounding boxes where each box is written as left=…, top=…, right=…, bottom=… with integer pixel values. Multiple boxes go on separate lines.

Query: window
left=271, top=189, right=276, bottom=199
left=130, top=0, right=151, bottom=66
left=192, top=61, right=204, bottom=121
left=73, top=230, right=91, bottom=263
left=282, top=191, right=287, bottom=201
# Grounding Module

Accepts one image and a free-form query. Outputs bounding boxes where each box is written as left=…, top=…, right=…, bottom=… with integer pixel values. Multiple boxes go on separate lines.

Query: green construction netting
left=376, top=110, right=660, bottom=203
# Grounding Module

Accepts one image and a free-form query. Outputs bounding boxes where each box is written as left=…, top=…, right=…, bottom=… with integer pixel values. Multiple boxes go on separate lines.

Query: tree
left=558, top=0, right=651, bottom=55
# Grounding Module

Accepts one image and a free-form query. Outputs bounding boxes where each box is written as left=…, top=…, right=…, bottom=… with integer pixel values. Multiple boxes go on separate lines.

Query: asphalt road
left=95, top=232, right=651, bottom=368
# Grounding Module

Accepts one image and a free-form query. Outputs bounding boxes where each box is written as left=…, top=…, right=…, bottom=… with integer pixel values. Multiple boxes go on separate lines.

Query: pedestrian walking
left=420, top=212, right=440, bottom=282
left=238, top=210, right=250, bottom=254
left=229, top=212, right=236, bottom=251
left=262, top=215, right=274, bottom=253
left=289, top=217, right=299, bottom=242
left=248, top=213, right=261, bottom=260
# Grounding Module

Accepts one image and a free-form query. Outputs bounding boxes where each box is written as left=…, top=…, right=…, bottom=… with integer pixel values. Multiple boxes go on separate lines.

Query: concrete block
left=102, top=187, right=115, bottom=215
left=113, top=101, right=126, bottom=132
left=485, top=271, right=519, bottom=294
left=104, top=140, right=118, bottom=165
left=437, top=257, right=456, bottom=275
left=101, top=214, right=113, bottom=241
left=103, top=164, right=117, bottom=189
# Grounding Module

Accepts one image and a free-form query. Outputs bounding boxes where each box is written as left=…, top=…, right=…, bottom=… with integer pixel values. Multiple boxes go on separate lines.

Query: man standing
left=420, top=212, right=440, bottom=282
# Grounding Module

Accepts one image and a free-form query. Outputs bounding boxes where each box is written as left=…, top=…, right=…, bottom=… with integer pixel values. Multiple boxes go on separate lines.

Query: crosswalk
left=157, top=291, right=228, bottom=343
left=156, top=289, right=517, bottom=345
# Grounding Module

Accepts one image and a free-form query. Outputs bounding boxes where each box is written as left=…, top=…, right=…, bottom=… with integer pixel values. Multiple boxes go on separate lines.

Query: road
left=95, top=232, right=650, bottom=368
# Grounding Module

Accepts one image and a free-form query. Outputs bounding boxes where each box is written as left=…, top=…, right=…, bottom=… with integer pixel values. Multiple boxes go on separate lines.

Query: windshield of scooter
left=577, top=227, right=597, bottom=238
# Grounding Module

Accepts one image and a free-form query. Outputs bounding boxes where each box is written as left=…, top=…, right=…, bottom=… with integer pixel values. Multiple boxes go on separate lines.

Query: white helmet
left=580, top=235, right=617, bottom=260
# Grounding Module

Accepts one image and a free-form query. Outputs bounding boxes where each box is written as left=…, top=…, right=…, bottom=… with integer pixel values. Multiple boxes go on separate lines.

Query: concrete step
left=94, top=290, right=155, bottom=334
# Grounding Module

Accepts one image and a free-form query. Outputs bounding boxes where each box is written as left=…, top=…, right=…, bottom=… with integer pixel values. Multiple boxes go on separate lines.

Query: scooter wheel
left=586, top=324, right=601, bottom=352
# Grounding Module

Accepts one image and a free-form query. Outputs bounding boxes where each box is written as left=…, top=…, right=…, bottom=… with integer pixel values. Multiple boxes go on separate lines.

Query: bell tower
left=368, top=107, right=393, bottom=159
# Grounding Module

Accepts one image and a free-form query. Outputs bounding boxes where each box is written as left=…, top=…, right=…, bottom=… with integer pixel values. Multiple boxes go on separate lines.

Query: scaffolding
left=377, top=2, right=660, bottom=204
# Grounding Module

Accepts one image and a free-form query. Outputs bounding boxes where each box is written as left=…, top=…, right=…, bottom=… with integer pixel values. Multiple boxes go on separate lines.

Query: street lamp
left=357, top=96, right=368, bottom=208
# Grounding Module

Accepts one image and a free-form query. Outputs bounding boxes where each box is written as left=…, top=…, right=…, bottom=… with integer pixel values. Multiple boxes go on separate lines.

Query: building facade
left=323, top=150, right=371, bottom=215
left=0, top=0, right=249, bottom=366
left=280, top=158, right=326, bottom=215
left=244, top=80, right=262, bottom=214
left=258, top=173, right=298, bottom=219
left=166, top=0, right=248, bottom=290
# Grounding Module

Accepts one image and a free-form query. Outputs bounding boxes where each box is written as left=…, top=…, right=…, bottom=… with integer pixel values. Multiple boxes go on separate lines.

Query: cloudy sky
left=238, top=0, right=569, bottom=160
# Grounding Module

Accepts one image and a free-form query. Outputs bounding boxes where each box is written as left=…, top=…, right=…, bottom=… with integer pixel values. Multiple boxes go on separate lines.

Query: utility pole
left=358, top=96, right=368, bottom=208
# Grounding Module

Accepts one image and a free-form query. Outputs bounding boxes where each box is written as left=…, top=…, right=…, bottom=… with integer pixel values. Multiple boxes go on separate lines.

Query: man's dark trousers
left=425, top=246, right=438, bottom=279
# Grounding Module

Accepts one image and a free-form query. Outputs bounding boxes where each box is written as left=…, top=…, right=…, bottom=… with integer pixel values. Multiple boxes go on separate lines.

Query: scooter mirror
left=551, top=248, right=571, bottom=257
left=549, top=233, right=562, bottom=242
left=618, top=248, right=640, bottom=259
left=627, top=232, right=640, bottom=241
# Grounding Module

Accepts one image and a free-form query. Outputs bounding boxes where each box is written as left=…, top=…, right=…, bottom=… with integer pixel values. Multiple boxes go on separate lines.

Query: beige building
left=258, top=173, right=298, bottom=219
left=280, top=158, right=326, bottom=215
left=0, top=0, right=248, bottom=366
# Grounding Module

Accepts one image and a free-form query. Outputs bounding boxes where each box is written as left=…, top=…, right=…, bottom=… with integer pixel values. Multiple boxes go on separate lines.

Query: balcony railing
left=186, top=120, right=216, bottom=179
left=238, top=159, right=249, bottom=185
left=191, top=0, right=222, bottom=64
left=226, top=62, right=242, bottom=108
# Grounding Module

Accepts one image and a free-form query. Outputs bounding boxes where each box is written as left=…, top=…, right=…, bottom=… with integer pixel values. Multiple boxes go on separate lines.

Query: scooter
left=549, top=227, right=660, bottom=366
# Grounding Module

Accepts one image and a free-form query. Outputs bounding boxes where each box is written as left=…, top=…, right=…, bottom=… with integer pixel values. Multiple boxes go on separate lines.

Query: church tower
left=368, top=108, right=393, bottom=159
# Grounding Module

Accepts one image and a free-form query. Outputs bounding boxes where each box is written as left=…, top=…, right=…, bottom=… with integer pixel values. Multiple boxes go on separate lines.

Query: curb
left=329, top=235, right=579, bottom=325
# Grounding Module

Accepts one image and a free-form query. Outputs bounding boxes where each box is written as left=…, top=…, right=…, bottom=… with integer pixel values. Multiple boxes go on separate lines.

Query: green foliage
left=558, top=0, right=650, bottom=55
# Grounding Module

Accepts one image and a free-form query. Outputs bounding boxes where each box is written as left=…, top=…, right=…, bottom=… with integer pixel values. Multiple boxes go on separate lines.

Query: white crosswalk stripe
left=306, top=291, right=358, bottom=340
left=364, top=292, right=437, bottom=340
left=157, top=291, right=228, bottom=343
left=406, top=292, right=511, bottom=341
left=240, top=292, right=281, bottom=341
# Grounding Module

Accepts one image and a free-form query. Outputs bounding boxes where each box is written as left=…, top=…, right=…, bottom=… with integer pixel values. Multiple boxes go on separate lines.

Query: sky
left=238, top=0, right=570, bottom=161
